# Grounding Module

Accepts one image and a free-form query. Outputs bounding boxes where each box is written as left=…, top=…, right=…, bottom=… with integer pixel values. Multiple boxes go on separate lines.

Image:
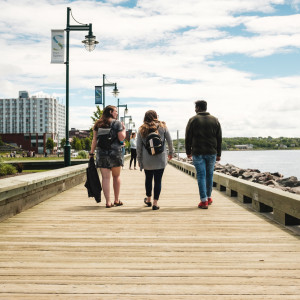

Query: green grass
left=1, top=156, right=64, bottom=162
left=22, top=169, right=49, bottom=173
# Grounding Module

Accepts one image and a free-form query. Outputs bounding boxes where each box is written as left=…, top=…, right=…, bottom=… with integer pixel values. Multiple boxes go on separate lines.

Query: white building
left=234, top=144, right=254, bottom=150
left=0, top=91, right=65, bottom=153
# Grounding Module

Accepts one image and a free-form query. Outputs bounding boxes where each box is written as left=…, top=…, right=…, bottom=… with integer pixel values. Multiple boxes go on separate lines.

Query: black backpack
left=144, top=131, right=164, bottom=155
left=97, top=121, right=116, bottom=150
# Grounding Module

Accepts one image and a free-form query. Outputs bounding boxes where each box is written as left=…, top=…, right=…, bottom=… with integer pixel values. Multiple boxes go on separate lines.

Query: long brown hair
left=93, top=105, right=116, bottom=130
left=139, top=110, right=166, bottom=138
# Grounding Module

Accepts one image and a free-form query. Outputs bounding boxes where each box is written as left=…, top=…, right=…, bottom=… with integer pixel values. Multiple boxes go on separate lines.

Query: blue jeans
left=193, top=154, right=216, bottom=202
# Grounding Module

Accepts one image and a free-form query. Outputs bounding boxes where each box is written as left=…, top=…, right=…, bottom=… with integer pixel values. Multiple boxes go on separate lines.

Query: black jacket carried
left=84, top=157, right=102, bottom=203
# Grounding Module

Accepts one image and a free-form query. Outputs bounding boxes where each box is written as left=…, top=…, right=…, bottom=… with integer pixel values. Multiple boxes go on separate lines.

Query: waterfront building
left=69, top=128, right=90, bottom=140
left=234, top=144, right=254, bottom=150
left=0, top=91, right=65, bottom=154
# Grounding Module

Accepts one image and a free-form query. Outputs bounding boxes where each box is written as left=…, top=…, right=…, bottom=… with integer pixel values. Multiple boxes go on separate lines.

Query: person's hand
left=187, top=154, right=192, bottom=159
left=121, top=122, right=125, bottom=130
left=216, top=156, right=221, bottom=161
left=168, top=154, right=172, bottom=161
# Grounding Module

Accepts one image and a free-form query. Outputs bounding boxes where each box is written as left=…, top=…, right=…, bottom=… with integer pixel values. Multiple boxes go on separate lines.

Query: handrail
left=169, top=159, right=300, bottom=227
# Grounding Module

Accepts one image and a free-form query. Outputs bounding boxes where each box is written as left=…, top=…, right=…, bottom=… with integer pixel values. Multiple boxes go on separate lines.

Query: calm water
left=179, top=150, right=300, bottom=179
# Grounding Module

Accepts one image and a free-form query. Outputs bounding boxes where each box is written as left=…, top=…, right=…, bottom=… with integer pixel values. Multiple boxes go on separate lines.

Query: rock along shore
left=175, top=155, right=300, bottom=195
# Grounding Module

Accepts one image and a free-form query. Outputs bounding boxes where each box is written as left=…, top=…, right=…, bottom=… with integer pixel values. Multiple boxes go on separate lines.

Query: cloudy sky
left=1, top=0, right=300, bottom=139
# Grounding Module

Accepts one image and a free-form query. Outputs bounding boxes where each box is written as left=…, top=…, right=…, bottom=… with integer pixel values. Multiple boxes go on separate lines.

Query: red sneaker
left=208, top=198, right=213, bottom=205
left=198, top=201, right=208, bottom=209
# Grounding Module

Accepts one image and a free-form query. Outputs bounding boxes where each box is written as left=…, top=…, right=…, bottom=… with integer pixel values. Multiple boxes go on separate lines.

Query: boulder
left=291, top=187, right=300, bottom=195
left=277, top=176, right=300, bottom=187
left=241, top=171, right=254, bottom=179
left=212, top=162, right=298, bottom=195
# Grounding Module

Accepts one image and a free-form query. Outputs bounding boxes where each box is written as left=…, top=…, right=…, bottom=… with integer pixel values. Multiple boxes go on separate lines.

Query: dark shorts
left=96, top=150, right=123, bottom=169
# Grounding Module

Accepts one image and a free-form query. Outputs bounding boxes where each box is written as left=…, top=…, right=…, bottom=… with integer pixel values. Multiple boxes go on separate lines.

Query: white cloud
left=1, top=0, right=300, bottom=138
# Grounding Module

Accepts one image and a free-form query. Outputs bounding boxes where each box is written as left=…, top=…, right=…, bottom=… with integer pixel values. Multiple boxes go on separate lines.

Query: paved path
left=0, top=160, right=300, bottom=299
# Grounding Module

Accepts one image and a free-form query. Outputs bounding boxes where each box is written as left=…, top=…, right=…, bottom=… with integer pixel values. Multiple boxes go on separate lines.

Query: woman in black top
left=90, top=105, right=126, bottom=208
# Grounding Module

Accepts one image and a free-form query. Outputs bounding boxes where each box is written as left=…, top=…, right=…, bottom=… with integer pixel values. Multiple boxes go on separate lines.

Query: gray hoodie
left=137, top=126, right=173, bottom=170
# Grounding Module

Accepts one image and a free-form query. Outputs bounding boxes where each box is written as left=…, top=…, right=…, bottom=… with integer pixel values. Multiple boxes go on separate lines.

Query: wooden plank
left=0, top=160, right=300, bottom=299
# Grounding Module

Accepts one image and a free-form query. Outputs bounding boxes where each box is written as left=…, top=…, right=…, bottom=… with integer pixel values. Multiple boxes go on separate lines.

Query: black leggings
left=144, top=168, right=165, bottom=200
left=130, top=148, right=137, bottom=167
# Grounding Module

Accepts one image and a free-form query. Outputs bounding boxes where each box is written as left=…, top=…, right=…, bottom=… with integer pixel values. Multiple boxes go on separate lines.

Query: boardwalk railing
left=0, top=155, right=131, bottom=222
left=2, top=156, right=300, bottom=228
left=0, top=164, right=87, bottom=222
left=169, top=159, right=300, bottom=227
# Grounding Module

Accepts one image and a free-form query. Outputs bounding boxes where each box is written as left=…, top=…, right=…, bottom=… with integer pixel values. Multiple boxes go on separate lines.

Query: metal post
left=64, top=7, right=71, bottom=166
left=117, top=98, right=120, bottom=119
left=61, top=7, right=98, bottom=166
left=177, top=130, right=179, bottom=160
left=102, top=74, right=105, bottom=108
left=124, top=110, right=126, bottom=129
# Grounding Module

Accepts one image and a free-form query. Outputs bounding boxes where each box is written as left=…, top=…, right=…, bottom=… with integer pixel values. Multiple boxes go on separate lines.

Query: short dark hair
left=195, top=100, right=207, bottom=111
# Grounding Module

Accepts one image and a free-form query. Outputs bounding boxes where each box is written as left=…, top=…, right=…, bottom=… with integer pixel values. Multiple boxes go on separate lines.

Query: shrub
left=12, top=163, right=23, bottom=173
left=77, top=151, right=88, bottom=159
left=0, top=164, right=17, bottom=176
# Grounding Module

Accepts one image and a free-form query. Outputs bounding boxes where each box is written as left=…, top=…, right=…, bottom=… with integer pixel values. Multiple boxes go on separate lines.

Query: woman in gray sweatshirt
left=137, top=110, right=173, bottom=210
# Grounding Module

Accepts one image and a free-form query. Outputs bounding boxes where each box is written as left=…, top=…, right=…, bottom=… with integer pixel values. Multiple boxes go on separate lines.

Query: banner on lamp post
left=95, top=86, right=102, bottom=104
left=51, top=30, right=64, bottom=64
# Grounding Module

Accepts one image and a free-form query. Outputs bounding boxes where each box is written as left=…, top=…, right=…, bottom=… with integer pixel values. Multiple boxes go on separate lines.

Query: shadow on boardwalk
left=0, top=160, right=300, bottom=299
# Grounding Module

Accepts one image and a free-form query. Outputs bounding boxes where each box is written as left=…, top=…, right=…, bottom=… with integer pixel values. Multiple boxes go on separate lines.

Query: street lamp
left=117, top=98, right=128, bottom=120
left=102, top=74, right=119, bottom=108
left=64, top=7, right=99, bottom=167
left=123, top=115, right=132, bottom=130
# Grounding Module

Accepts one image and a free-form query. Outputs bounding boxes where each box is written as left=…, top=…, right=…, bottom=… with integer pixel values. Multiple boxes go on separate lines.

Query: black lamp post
left=117, top=98, right=128, bottom=120
left=64, top=7, right=99, bottom=166
left=102, top=74, right=119, bottom=108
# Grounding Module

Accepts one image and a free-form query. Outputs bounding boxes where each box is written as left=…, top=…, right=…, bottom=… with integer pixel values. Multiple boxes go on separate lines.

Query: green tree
left=83, top=137, right=91, bottom=151
left=72, top=137, right=82, bottom=151
left=71, top=137, right=77, bottom=149
left=46, top=138, right=54, bottom=153
left=91, top=105, right=103, bottom=123
left=60, top=138, right=66, bottom=148
left=0, top=136, right=4, bottom=146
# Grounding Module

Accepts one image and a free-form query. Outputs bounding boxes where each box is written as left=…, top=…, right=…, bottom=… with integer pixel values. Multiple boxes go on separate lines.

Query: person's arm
left=216, top=120, right=222, bottom=161
left=164, top=128, right=173, bottom=160
left=136, top=132, right=143, bottom=169
left=117, top=121, right=126, bottom=141
left=185, top=119, right=192, bottom=158
left=89, top=129, right=97, bottom=157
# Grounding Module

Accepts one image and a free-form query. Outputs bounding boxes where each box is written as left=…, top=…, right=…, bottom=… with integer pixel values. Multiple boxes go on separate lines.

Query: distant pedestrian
left=129, top=132, right=137, bottom=170
left=137, top=110, right=173, bottom=210
left=185, top=100, right=222, bottom=209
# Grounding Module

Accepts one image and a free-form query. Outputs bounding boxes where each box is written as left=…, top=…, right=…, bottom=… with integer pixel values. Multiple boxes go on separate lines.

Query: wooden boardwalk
left=0, top=160, right=300, bottom=299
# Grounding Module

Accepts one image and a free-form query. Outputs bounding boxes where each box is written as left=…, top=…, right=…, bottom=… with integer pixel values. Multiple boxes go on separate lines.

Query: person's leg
left=144, top=169, right=154, bottom=202
left=112, top=166, right=122, bottom=204
left=129, top=154, right=133, bottom=169
left=192, top=155, right=207, bottom=202
left=205, top=154, right=217, bottom=199
left=132, top=149, right=137, bottom=169
left=100, top=168, right=112, bottom=206
left=153, top=168, right=165, bottom=207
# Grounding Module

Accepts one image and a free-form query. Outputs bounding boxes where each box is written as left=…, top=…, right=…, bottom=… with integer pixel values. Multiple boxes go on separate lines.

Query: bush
left=0, top=163, right=17, bottom=176
left=12, top=163, right=23, bottom=173
left=77, top=151, right=88, bottom=159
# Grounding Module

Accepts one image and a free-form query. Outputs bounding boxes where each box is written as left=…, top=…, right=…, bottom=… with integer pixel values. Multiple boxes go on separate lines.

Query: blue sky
left=1, top=0, right=300, bottom=138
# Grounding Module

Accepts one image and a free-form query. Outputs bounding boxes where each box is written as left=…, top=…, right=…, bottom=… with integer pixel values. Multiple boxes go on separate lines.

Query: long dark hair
left=139, top=110, right=166, bottom=138
left=93, top=105, right=116, bottom=130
